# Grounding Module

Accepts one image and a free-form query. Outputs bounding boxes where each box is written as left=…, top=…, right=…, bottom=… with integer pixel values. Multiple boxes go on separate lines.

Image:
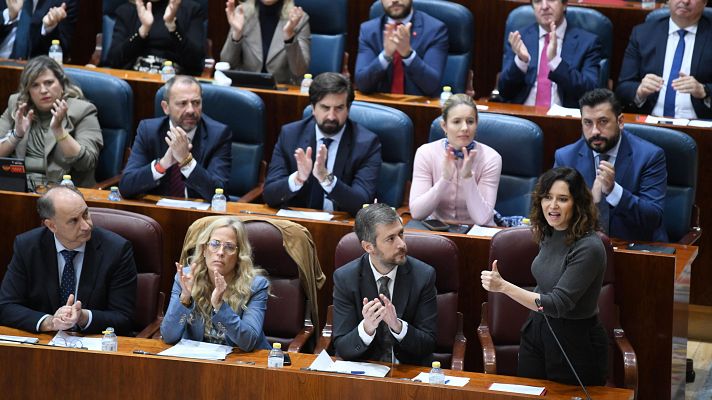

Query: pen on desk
left=350, top=371, right=365, bottom=375
left=445, top=379, right=450, bottom=384
left=235, top=360, right=256, bottom=365
left=133, top=349, right=157, bottom=355
left=240, top=210, right=278, bottom=217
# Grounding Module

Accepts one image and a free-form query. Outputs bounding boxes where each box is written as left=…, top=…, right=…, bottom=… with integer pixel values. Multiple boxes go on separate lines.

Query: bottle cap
left=103, top=327, right=114, bottom=334
left=110, top=186, right=118, bottom=191
left=215, top=188, right=224, bottom=194
left=432, top=361, right=441, bottom=368
left=522, top=218, right=531, bottom=225
left=442, top=86, right=452, bottom=92
left=51, top=40, right=60, bottom=45
left=273, top=342, right=282, bottom=349
left=304, top=74, right=312, bottom=79
left=164, top=61, right=173, bottom=66
left=62, top=175, right=71, bottom=180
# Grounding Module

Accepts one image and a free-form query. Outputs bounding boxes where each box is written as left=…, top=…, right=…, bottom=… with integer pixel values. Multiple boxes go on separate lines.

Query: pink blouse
left=409, top=139, right=502, bottom=226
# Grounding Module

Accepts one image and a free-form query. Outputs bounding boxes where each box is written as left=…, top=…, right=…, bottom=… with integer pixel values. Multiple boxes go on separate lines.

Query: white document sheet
left=49, top=331, right=103, bottom=351
left=308, top=350, right=390, bottom=377
left=489, top=382, right=546, bottom=395
left=0, top=334, right=39, bottom=344
left=411, top=372, right=470, bottom=387
left=466, top=225, right=501, bottom=237
left=156, top=198, right=211, bottom=210
left=158, top=338, right=233, bottom=361
left=644, top=115, right=690, bottom=126
left=276, top=209, right=333, bottom=221
left=547, top=104, right=581, bottom=118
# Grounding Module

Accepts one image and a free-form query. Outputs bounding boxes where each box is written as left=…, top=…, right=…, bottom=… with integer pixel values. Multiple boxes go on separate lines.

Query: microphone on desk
left=534, top=298, right=592, bottom=400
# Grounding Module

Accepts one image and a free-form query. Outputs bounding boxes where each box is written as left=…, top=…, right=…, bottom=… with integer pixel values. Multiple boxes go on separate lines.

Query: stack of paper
left=276, top=209, right=333, bottom=221
left=411, top=372, right=470, bottom=386
left=466, top=225, right=501, bottom=237
left=0, top=334, right=39, bottom=344
left=158, top=339, right=233, bottom=360
left=308, top=350, right=390, bottom=377
left=156, top=198, right=211, bottom=210
left=489, top=383, right=546, bottom=395
left=49, top=330, right=103, bottom=350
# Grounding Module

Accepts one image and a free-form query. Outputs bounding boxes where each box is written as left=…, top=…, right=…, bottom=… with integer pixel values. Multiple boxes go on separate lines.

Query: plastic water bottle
left=211, top=188, right=227, bottom=212
left=429, top=361, right=445, bottom=384
left=49, top=40, right=63, bottom=65
left=641, top=0, right=655, bottom=9
left=300, top=73, right=313, bottom=94
left=108, top=186, right=122, bottom=202
left=161, top=61, right=176, bottom=82
left=267, top=342, right=284, bottom=368
left=60, top=175, right=74, bottom=187
left=439, top=86, right=453, bottom=106
left=101, top=327, right=118, bottom=352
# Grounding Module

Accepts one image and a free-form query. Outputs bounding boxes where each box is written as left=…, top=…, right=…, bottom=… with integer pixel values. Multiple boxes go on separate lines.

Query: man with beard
left=616, top=0, right=712, bottom=119
left=0, top=186, right=137, bottom=335
left=554, top=88, right=668, bottom=242
left=332, top=203, right=437, bottom=365
left=263, top=72, right=381, bottom=215
left=497, top=0, right=602, bottom=108
left=119, top=75, right=231, bottom=200
left=354, top=0, right=448, bottom=97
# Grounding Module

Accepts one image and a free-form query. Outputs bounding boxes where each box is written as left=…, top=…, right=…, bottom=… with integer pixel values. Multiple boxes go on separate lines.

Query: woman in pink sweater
left=409, top=94, right=502, bottom=226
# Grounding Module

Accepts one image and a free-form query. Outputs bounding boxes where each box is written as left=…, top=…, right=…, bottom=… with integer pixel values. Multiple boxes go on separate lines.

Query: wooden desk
left=0, top=189, right=694, bottom=400
left=0, top=326, right=633, bottom=399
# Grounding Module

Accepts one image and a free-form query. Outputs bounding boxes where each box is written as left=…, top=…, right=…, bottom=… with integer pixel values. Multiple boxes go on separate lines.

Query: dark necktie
left=166, top=164, right=186, bottom=198
left=59, top=250, right=78, bottom=304
left=535, top=33, right=552, bottom=107
left=597, top=154, right=611, bottom=234
left=11, top=0, right=34, bottom=59
left=390, top=23, right=405, bottom=94
left=377, top=276, right=394, bottom=362
left=321, top=137, right=334, bottom=168
left=663, top=30, right=687, bottom=118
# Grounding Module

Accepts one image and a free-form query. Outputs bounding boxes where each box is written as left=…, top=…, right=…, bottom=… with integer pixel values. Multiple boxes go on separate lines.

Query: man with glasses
left=0, top=185, right=137, bottom=334
left=554, top=88, right=668, bottom=242
left=119, top=75, right=231, bottom=201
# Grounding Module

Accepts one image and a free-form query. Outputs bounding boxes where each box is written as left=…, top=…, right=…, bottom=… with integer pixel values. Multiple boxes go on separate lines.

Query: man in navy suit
left=354, top=0, right=448, bottom=97
left=0, top=186, right=137, bottom=335
left=332, top=203, right=437, bottom=365
left=554, top=89, right=668, bottom=242
left=498, top=0, right=602, bottom=108
left=263, top=72, right=381, bottom=216
left=0, top=0, right=77, bottom=59
left=616, top=0, right=712, bottom=119
left=119, top=75, right=231, bottom=201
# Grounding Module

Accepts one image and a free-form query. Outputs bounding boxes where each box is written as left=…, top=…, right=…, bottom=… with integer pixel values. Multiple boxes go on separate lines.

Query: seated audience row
left=0, top=168, right=611, bottom=388
left=0, top=57, right=668, bottom=244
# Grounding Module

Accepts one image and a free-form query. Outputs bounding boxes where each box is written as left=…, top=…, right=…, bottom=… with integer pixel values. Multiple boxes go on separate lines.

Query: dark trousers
left=518, top=311, right=608, bottom=386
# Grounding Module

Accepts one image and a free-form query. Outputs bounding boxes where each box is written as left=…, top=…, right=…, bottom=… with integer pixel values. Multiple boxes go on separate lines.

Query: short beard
left=385, top=2, right=412, bottom=20
left=585, top=130, right=620, bottom=154
left=317, top=120, right=344, bottom=135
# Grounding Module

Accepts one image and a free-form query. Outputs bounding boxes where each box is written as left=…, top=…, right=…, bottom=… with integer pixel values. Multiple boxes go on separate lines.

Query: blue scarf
left=444, top=139, right=476, bottom=159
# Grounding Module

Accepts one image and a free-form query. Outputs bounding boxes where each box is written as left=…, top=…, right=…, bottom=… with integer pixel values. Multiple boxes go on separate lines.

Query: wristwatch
left=321, top=173, right=335, bottom=186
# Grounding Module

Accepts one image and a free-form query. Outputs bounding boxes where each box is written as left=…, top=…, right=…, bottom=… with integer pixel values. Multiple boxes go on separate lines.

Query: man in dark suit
left=0, top=186, right=137, bottom=335
left=616, top=0, right=712, bottom=119
left=0, top=0, right=77, bottom=59
left=119, top=75, right=231, bottom=201
left=498, top=0, right=602, bottom=108
left=263, top=72, right=381, bottom=216
left=354, top=0, right=448, bottom=97
left=332, top=203, right=437, bottom=365
left=554, top=89, right=668, bottom=242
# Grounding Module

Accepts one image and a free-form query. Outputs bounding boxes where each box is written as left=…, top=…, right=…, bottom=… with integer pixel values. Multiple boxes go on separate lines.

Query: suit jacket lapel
left=524, top=26, right=539, bottom=87
left=77, top=230, right=101, bottom=303
left=614, top=132, right=634, bottom=188
left=391, top=261, right=411, bottom=319
left=331, top=121, right=353, bottom=179
left=691, top=17, right=711, bottom=77
left=654, top=19, right=670, bottom=77
left=410, top=11, right=425, bottom=54
left=266, top=19, right=287, bottom=66
left=576, top=140, right=596, bottom=187
left=42, top=229, right=61, bottom=311
left=358, top=255, right=379, bottom=302
left=192, top=120, right=206, bottom=163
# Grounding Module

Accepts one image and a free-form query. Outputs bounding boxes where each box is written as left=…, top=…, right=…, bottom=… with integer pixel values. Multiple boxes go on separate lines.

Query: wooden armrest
left=136, top=317, right=163, bottom=339
left=314, top=305, right=334, bottom=355
left=451, top=311, right=466, bottom=371
left=476, top=302, right=497, bottom=374
left=678, top=204, right=701, bottom=245
left=287, top=318, right=314, bottom=353
left=93, top=174, right=122, bottom=190
left=613, top=328, right=638, bottom=398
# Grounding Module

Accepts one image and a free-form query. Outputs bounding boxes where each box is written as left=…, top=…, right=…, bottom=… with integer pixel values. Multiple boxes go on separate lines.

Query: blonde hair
left=16, top=56, right=83, bottom=115
left=189, top=217, right=266, bottom=328
left=242, top=0, right=295, bottom=20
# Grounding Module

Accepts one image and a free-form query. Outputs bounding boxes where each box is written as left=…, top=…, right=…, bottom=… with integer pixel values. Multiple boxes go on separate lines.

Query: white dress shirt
left=516, top=20, right=567, bottom=107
